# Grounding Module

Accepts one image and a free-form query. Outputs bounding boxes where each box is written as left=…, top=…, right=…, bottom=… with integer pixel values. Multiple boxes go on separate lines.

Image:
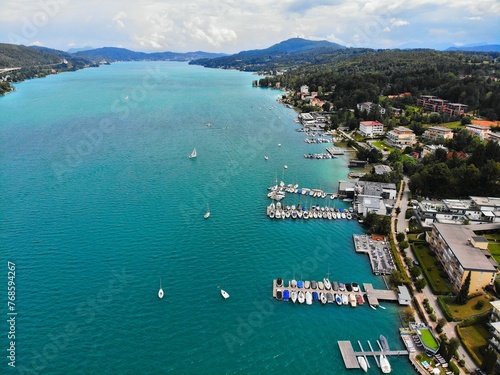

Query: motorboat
left=304, top=280, right=310, bottom=289
left=323, top=278, right=332, bottom=290
left=276, top=278, right=283, bottom=287
left=338, top=282, right=345, bottom=292
left=298, top=291, right=305, bottom=304
left=312, top=291, right=318, bottom=301
left=349, top=294, right=357, bottom=307
left=320, top=293, right=327, bottom=305
left=204, top=203, right=210, bottom=219
left=291, top=279, right=297, bottom=288
left=326, top=292, right=334, bottom=304
left=352, top=282, right=359, bottom=292
left=380, top=335, right=390, bottom=351
left=370, top=304, right=377, bottom=310
left=356, top=294, right=364, bottom=305
left=220, top=289, right=230, bottom=299
left=158, top=278, right=164, bottom=299
left=291, top=291, right=298, bottom=303
left=345, top=283, right=353, bottom=292
left=297, top=280, right=304, bottom=289
left=380, top=355, right=391, bottom=373
left=335, top=294, right=342, bottom=305
left=332, top=281, right=339, bottom=291
left=291, top=210, right=298, bottom=219
left=342, top=294, right=349, bottom=305
left=318, top=281, right=324, bottom=290
left=283, top=290, right=290, bottom=301
left=264, top=156, right=268, bottom=160
left=357, top=356, right=368, bottom=373
left=311, top=280, right=317, bottom=289
left=188, top=148, right=197, bottom=159
left=305, top=291, right=313, bottom=305
left=276, top=289, right=283, bottom=300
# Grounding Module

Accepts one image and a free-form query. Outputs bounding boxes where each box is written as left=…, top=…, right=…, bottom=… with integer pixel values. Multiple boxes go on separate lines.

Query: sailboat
left=380, top=355, right=391, bottom=373
left=188, top=148, right=197, bottom=159
left=357, top=356, right=368, bottom=373
left=158, top=278, right=164, bottom=299
left=218, top=286, right=229, bottom=299
left=204, top=204, right=210, bottom=219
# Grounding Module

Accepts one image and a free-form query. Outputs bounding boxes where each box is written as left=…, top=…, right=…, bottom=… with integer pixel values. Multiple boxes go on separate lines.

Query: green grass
left=411, top=242, right=453, bottom=294
left=488, top=242, right=500, bottom=264
left=418, top=328, right=440, bottom=351
left=443, top=294, right=492, bottom=320
left=371, top=140, right=396, bottom=152
left=458, top=324, right=489, bottom=363
left=423, top=121, right=462, bottom=130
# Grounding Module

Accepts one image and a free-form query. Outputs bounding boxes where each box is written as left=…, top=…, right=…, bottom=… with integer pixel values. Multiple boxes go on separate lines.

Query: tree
left=482, top=347, right=498, bottom=374
left=436, top=318, right=447, bottom=333
left=401, top=306, right=415, bottom=325
left=460, top=116, right=472, bottom=125
left=399, top=240, right=409, bottom=250
left=415, top=277, right=427, bottom=292
left=444, top=338, right=460, bottom=362
left=456, top=271, right=471, bottom=304
left=396, top=233, right=405, bottom=242
left=410, top=266, right=422, bottom=279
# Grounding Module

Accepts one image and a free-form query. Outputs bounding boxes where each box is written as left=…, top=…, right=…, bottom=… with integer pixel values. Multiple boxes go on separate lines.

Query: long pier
left=272, top=280, right=398, bottom=307
left=338, top=340, right=409, bottom=370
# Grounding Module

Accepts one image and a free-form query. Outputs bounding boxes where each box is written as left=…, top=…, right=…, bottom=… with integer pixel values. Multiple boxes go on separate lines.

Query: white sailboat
left=188, top=148, right=197, bottom=158
left=380, top=355, right=391, bottom=373
left=158, top=278, right=164, bottom=299
left=204, top=204, right=210, bottom=219
left=219, top=286, right=230, bottom=299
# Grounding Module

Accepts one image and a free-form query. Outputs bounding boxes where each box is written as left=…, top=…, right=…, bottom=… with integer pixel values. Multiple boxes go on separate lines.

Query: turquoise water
left=0, top=62, right=415, bottom=374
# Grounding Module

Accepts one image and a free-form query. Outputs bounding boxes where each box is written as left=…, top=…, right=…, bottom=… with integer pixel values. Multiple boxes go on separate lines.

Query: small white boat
left=264, top=156, right=268, bottom=160
left=220, top=288, right=230, bottom=299
left=284, top=165, right=288, bottom=169
left=305, top=291, right=312, bottom=305
left=158, top=278, right=164, bottom=299
left=379, top=305, right=386, bottom=310
left=298, top=291, right=305, bottom=304
left=320, top=293, right=327, bottom=305
left=188, top=148, right=197, bottom=159
left=278, top=143, right=281, bottom=147
left=357, top=356, right=368, bottom=373
left=380, top=355, right=391, bottom=373
left=323, top=278, right=331, bottom=290
left=349, top=294, right=357, bottom=307
left=370, top=304, right=377, bottom=310
left=318, top=281, right=324, bottom=290
left=342, top=294, right=349, bottom=305
left=204, top=204, right=210, bottom=219
left=291, top=291, right=298, bottom=303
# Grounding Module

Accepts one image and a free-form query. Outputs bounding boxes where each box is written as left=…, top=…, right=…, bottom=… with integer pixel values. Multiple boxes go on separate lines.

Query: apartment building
left=422, top=126, right=454, bottom=142
left=428, top=223, right=498, bottom=294
left=386, top=126, right=416, bottom=149
left=358, top=121, right=385, bottom=137
left=487, top=301, right=500, bottom=373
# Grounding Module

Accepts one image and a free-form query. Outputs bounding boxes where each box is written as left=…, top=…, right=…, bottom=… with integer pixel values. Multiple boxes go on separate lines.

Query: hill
left=189, top=37, right=348, bottom=71
left=0, top=43, right=64, bottom=68
left=446, top=45, right=500, bottom=52
left=74, top=47, right=227, bottom=62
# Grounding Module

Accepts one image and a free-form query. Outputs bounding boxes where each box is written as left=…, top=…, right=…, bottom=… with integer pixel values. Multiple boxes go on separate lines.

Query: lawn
left=442, top=294, right=493, bottom=320
left=411, top=242, right=453, bottom=294
left=419, top=328, right=440, bottom=351
left=424, top=121, right=463, bottom=130
left=371, top=140, right=396, bottom=152
left=488, top=242, right=500, bottom=264
left=458, top=324, right=489, bottom=363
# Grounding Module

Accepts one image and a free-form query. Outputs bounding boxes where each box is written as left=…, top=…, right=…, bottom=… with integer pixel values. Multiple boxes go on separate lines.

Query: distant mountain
left=190, top=37, right=348, bottom=70
left=74, top=47, right=227, bottom=62
left=446, top=44, right=500, bottom=52
left=67, top=46, right=94, bottom=53
left=29, top=46, right=95, bottom=67
left=0, top=43, right=65, bottom=68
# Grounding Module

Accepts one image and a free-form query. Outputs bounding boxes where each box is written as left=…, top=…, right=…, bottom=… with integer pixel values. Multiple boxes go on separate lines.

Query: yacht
left=335, top=294, right=342, bottom=305
left=352, top=282, right=359, bottom=292
left=357, top=356, right=368, bottom=373
left=342, top=294, right=348, bottom=305
left=298, top=291, right=305, bottom=304
left=380, top=355, right=391, bottom=373
left=158, top=278, right=164, bottom=299
left=291, top=291, right=298, bottom=303
left=323, top=278, right=332, bottom=290
left=349, top=294, right=357, bottom=307
left=220, top=289, right=230, bottom=299
left=305, top=291, right=312, bottom=305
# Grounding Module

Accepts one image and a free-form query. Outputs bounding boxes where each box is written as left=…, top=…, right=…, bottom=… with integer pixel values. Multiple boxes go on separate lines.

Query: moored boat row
left=267, top=204, right=354, bottom=220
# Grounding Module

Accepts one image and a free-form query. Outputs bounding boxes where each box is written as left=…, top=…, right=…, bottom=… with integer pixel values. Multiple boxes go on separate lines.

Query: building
left=421, top=144, right=448, bottom=158
left=428, top=223, right=498, bottom=294
left=417, top=95, right=468, bottom=116
left=422, top=126, right=454, bottom=142
left=357, top=102, right=386, bottom=115
left=338, top=180, right=397, bottom=216
left=374, top=165, right=392, bottom=175
left=466, top=124, right=491, bottom=141
left=489, top=132, right=500, bottom=144
left=300, top=85, right=309, bottom=95
left=487, top=300, right=500, bottom=373
left=358, top=121, right=385, bottom=137
left=386, top=126, right=416, bottom=149
left=397, top=285, right=411, bottom=305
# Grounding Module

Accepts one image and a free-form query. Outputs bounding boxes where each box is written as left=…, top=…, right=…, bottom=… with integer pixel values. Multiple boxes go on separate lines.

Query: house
left=466, top=124, right=491, bottom=141
left=300, top=85, right=309, bottom=95
left=489, top=132, right=500, bottom=144
left=374, top=165, right=392, bottom=175
left=422, top=126, right=454, bottom=142
left=357, top=102, right=386, bottom=115
left=428, top=223, right=498, bottom=294
left=358, top=121, right=384, bottom=137
left=386, top=126, right=416, bottom=149
left=487, top=301, right=500, bottom=374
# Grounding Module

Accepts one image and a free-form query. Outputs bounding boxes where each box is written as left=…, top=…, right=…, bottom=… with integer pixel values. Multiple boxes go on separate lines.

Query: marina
left=337, top=338, right=408, bottom=370
left=272, top=279, right=398, bottom=307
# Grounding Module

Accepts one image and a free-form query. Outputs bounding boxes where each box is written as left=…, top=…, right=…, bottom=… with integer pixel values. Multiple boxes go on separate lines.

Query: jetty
left=326, top=146, right=345, bottom=155
left=353, top=234, right=397, bottom=275
left=338, top=339, right=408, bottom=370
left=272, top=280, right=398, bottom=307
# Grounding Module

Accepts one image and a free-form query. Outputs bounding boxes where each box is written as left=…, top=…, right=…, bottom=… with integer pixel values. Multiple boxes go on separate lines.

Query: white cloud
left=467, top=16, right=482, bottom=21
left=391, top=19, right=409, bottom=27
left=112, top=11, right=127, bottom=29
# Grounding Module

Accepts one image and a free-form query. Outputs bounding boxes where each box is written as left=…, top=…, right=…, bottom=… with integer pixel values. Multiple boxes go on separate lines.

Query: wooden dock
left=338, top=340, right=409, bottom=370
left=272, top=279, right=399, bottom=307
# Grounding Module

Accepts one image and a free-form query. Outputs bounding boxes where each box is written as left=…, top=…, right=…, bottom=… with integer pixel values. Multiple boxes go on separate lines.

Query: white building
left=358, top=121, right=384, bottom=137
left=386, top=126, right=416, bottom=149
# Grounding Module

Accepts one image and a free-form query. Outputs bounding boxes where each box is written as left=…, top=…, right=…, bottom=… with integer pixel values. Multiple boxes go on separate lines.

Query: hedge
left=457, top=313, right=490, bottom=328
left=437, top=296, right=455, bottom=322
left=448, top=361, right=459, bottom=375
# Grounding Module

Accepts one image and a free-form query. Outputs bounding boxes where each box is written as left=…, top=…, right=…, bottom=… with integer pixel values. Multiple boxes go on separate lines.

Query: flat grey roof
left=433, top=223, right=497, bottom=272
left=398, top=285, right=411, bottom=300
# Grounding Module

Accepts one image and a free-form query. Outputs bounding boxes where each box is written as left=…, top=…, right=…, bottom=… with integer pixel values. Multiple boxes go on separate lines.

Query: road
left=391, top=177, right=477, bottom=373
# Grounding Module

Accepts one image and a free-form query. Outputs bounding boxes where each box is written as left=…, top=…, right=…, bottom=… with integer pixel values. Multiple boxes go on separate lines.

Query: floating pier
left=338, top=340, right=409, bottom=370
left=272, top=280, right=398, bottom=307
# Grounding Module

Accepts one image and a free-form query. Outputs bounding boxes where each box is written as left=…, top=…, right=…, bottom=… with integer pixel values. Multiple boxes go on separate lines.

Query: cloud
left=467, top=16, right=482, bottom=21
left=391, top=19, right=409, bottom=27
left=112, top=11, right=126, bottom=29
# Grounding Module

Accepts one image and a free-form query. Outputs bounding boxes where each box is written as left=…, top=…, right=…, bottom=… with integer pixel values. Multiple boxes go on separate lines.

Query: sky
left=1, top=0, right=500, bottom=53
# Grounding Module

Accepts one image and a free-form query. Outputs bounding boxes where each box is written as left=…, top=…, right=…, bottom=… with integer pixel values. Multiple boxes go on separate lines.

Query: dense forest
left=258, top=50, right=500, bottom=120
